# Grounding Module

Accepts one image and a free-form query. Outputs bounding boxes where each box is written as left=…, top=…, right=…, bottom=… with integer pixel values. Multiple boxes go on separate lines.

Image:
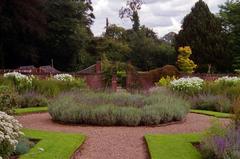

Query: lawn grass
left=20, top=129, right=85, bottom=159
left=190, top=109, right=232, bottom=118
left=14, top=107, right=48, bottom=115
left=145, top=133, right=203, bottom=159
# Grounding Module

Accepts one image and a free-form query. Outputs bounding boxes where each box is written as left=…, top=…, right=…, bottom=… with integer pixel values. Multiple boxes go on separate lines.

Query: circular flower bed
left=49, top=89, right=190, bottom=126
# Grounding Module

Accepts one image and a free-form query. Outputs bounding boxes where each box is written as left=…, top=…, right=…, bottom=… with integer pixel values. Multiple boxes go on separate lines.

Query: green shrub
left=0, top=77, right=15, bottom=90
left=116, top=107, right=141, bottom=126
left=92, top=105, right=117, bottom=126
left=0, top=85, right=17, bottom=114
left=190, top=94, right=232, bottom=113
left=141, top=106, right=162, bottom=125
left=202, top=81, right=240, bottom=100
left=49, top=88, right=190, bottom=126
left=117, top=71, right=127, bottom=87
left=16, top=91, right=48, bottom=108
left=156, top=76, right=176, bottom=87
left=32, top=78, right=86, bottom=97
left=232, top=97, right=240, bottom=125
left=14, top=137, right=35, bottom=155
left=32, top=79, right=62, bottom=97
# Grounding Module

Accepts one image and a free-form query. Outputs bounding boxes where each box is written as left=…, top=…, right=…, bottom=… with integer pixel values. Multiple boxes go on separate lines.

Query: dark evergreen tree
left=175, top=0, right=230, bottom=72
left=43, top=0, right=95, bottom=71
left=0, top=0, right=46, bottom=68
left=220, top=0, right=240, bottom=72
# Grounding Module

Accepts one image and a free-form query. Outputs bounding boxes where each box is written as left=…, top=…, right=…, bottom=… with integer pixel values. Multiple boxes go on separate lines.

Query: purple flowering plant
left=200, top=121, right=240, bottom=159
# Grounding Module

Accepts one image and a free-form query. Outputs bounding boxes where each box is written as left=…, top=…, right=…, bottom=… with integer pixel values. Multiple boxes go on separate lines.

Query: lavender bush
left=200, top=123, right=240, bottom=159
left=49, top=89, right=190, bottom=126
left=190, top=94, right=232, bottom=113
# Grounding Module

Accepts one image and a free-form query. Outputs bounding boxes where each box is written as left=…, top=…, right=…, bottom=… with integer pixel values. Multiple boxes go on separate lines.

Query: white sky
left=91, top=0, right=226, bottom=37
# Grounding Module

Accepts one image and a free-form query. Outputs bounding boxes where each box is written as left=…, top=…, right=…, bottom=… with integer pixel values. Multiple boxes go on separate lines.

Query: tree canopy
left=0, top=0, right=46, bottom=68
left=175, top=0, right=231, bottom=73
left=220, top=0, right=240, bottom=72
left=0, top=0, right=238, bottom=73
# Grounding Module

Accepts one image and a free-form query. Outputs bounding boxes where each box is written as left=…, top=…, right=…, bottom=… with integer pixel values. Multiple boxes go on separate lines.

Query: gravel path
left=16, top=113, right=230, bottom=159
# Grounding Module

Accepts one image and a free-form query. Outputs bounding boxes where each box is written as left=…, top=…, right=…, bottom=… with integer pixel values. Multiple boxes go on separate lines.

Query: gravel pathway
left=16, top=113, right=230, bottom=159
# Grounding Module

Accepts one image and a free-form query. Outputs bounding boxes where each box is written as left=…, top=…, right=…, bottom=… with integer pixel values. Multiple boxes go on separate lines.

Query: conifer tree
left=220, top=0, right=240, bottom=73
left=177, top=46, right=197, bottom=73
left=175, top=0, right=230, bottom=72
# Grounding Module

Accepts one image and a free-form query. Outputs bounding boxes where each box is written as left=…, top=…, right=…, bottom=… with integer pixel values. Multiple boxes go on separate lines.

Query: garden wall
left=126, top=65, right=236, bottom=91
left=0, top=62, right=105, bottom=90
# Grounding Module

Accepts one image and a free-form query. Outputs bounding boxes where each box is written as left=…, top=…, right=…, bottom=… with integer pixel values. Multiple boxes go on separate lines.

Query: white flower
left=3, top=72, right=33, bottom=85
left=0, top=111, right=23, bottom=151
left=216, top=76, right=240, bottom=83
left=170, top=77, right=204, bottom=92
left=53, top=74, right=74, bottom=82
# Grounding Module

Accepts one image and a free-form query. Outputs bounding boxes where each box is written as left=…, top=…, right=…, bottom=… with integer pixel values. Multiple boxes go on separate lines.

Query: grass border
left=145, top=133, right=203, bottom=159
left=14, top=107, right=48, bottom=115
left=20, top=129, right=85, bottom=159
left=190, top=109, right=232, bottom=118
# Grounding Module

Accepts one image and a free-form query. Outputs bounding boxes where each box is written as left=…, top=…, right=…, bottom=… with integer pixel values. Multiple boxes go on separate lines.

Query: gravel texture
left=16, top=113, right=230, bottom=159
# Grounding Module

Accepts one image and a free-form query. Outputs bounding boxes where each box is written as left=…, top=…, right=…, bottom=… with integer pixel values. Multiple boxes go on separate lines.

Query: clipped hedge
left=49, top=89, right=190, bottom=126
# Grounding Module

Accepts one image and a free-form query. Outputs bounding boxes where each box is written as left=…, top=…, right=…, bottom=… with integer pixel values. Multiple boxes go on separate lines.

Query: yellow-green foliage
left=177, top=46, right=197, bottom=73
left=156, top=76, right=176, bottom=87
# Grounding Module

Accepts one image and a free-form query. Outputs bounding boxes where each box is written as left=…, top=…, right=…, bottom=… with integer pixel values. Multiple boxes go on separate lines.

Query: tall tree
left=126, top=27, right=176, bottom=70
left=43, top=0, right=95, bottom=71
left=175, top=0, right=230, bottom=72
left=0, top=0, right=46, bottom=68
left=119, top=0, right=143, bottom=31
left=104, top=24, right=127, bottom=41
left=220, top=0, right=240, bottom=72
left=95, top=24, right=131, bottom=62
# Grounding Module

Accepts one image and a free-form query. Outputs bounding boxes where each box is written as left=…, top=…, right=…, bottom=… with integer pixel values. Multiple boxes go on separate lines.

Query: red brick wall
left=80, top=74, right=104, bottom=90
left=127, top=71, right=237, bottom=91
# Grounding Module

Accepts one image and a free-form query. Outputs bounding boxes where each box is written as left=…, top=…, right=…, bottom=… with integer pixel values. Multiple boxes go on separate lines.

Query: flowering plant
left=170, top=77, right=204, bottom=94
left=0, top=111, right=23, bottom=158
left=3, top=72, right=34, bottom=92
left=3, top=72, right=33, bottom=84
left=200, top=123, right=240, bottom=159
left=215, top=76, right=240, bottom=84
left=156, top=76, right=176, bottom=87
left=53, top=74, right=74, bottom=82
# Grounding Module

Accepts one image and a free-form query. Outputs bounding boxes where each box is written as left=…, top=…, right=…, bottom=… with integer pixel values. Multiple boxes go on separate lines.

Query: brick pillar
left=112, top=75, right=117, bottom=92
left=96, top=61, right=101, bottom=73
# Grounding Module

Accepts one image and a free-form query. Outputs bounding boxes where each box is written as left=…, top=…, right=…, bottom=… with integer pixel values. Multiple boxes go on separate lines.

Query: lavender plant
left=200, top=123, right=240, bottom=159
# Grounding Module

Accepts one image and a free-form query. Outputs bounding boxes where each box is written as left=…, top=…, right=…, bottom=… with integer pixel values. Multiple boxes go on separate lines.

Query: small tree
left=177, top=46, right=197, bottom=74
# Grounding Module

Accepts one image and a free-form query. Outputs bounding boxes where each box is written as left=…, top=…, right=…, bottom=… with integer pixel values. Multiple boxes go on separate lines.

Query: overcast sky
left=91, top=0, right=226, bottom=37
